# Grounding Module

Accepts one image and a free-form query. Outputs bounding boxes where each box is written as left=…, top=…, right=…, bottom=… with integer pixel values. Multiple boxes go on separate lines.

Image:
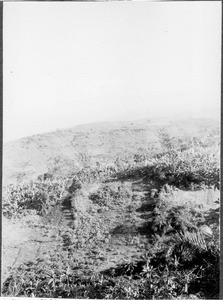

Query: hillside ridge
left=3, top=117, right=220, bottom=185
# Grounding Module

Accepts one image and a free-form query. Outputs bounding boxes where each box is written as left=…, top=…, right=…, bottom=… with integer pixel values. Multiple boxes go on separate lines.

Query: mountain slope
left=3, top=117, right=220, bottom=185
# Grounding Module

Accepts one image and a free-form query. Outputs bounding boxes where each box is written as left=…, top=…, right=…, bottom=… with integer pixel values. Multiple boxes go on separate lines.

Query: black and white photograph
left=2, top=1, right=221, bottom=298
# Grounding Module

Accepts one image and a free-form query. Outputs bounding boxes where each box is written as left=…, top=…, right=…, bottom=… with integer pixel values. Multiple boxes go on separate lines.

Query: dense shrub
left=117, top=146, right=219, bottom=191
left=2, top=180, right=67, bottom=218
left=89, top=183, right=132, bottom=207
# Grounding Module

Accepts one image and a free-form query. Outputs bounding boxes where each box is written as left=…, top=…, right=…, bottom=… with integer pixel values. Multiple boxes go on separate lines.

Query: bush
left=89, top=183, right=132, bottom=207
left=3, top=179, right=67, bottom=218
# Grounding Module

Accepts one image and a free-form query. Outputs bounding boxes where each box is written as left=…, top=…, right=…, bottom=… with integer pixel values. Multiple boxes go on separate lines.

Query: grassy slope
left=2, top=116, right=220, bottom=298
left=3, top=117, right=219, bottom=185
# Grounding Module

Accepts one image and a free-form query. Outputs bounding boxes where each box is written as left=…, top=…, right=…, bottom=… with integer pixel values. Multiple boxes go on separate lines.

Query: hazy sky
left=4, top=1, right=221, bottom=142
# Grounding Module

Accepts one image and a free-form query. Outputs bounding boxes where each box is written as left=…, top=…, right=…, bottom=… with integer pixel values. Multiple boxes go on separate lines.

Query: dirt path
left=91, top=178, right=156, bottom=273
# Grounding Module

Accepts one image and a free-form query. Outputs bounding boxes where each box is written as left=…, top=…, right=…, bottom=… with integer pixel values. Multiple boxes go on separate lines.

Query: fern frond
left=183, top=230, right=207, bottom=252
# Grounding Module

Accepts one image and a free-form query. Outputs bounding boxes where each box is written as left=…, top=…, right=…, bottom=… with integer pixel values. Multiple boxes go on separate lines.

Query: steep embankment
left=3, top=117, right=219, bottom=185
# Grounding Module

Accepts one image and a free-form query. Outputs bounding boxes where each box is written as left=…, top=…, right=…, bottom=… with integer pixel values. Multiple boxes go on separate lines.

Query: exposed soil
left=2, top=216, right=56, bottom=282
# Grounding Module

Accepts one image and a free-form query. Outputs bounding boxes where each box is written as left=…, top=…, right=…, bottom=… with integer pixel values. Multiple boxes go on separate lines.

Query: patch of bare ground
left=2, top=215, right=60, bottom=283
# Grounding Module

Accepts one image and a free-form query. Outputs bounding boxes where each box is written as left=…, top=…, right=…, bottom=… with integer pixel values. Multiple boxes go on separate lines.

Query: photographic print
left=2, top=1, right=221, bottom=298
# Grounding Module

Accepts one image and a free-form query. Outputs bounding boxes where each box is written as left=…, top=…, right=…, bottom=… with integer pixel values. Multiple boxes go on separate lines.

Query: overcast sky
left=3, top=1, right=221, bottom=143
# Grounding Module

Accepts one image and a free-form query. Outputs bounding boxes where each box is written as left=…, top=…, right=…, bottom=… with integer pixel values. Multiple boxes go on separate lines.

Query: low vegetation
left=2, top=119, right=220, bottom=299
